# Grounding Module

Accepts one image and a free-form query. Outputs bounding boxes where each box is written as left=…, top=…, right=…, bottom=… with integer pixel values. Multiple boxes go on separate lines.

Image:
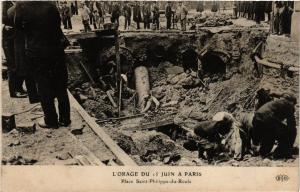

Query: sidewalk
left=1, top=80, right=112, bottom=165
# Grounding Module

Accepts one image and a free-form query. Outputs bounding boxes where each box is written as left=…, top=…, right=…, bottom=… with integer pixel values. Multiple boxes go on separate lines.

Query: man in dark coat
left=123, top=2, right=131, bottom=30
left=165, top=2, right=172, bottom=30
left=251, top=93, right=297, bottom=158
left=152, top=2, right=160, bottom=30
left=254, top=1, right=265, bottom=24
left=10, top=2, right=40, bottom=103
left=142, top=2, right=151, bottom=29
left=2, top=1, right=27, bottom=98
left=273, top=1, right=283, bottom=34
left=280, top=2, right=294, bottom=35
left=247, top=1, right=254, bottom=20
left=15, top=1, right=71, bottom=128
left=111, top=2, right=120, bottom=27
left=62, top=2, right=72, bottom=29
left=133, top=1, right=142, bottom=30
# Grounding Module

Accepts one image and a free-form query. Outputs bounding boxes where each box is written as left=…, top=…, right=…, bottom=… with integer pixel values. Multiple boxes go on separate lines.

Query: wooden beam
left=115, top=31, right=122, bottom=116
left=65, top=49, right=82, bottom=54
left=68, top=90, right=137, bottom=166
left=255, top=56, right=299, bottom=72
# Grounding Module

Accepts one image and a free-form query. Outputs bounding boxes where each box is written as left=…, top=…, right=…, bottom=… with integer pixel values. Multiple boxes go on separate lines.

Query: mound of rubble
left=192, top=13, right=233, bottom=27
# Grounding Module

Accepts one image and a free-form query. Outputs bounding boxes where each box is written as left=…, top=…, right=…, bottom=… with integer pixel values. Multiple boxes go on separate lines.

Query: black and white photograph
left=1, top=0, right=299, bottom=191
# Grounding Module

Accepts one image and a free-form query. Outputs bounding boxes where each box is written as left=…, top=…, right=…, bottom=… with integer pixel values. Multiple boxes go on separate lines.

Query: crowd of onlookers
left=233, top=1, right=294, bottom=35
left=2, top=1, right=71, bottom=128
left=57, top=1, right=295, bottom=35
left=58, top=1, right=189, bottom=32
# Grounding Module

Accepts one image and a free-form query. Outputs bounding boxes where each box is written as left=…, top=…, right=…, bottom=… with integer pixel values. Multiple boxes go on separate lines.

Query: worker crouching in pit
left=185, top=112, right=245, bottom=161
left=250, top=93, right=297, bottom=158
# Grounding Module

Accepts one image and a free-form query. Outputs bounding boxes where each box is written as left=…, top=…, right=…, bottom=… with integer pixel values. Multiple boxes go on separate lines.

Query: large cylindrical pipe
left=134, top=66, right=150, bottom=107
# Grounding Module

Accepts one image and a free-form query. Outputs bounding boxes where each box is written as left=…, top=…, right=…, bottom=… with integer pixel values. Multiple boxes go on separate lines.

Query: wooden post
left=115, top=30, right=122, bottom=116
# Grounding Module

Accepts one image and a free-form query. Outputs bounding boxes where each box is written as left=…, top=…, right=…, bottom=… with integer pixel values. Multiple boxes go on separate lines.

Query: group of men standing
left=2, top=1, right=71, bottom=129
left=109, top=1, right=162, bottom=30
left=78, top=1, right=189, bottom=31
left=233, top=1, right=273, bottom=24
left=233, top=1, right=294, bottom=35
left=79, top=1, right=106, bottom=32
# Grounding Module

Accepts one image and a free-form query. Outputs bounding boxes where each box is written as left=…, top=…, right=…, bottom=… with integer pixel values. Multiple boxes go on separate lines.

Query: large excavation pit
left=65, top=29, right=298, bottom=166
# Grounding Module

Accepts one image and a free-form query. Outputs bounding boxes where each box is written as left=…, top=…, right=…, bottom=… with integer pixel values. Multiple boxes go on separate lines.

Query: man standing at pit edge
left=14, top=1, right=71, bottom=128
left=179, top=2, right=188, bottom=31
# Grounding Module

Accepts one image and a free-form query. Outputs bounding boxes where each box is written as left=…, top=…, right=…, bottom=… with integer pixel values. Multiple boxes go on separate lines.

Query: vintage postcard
left=1, top=1, right=299, bottom=191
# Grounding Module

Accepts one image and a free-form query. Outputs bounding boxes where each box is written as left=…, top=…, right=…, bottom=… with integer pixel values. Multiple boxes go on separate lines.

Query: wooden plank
left=65, top=32, right=97, bottom=40
left=65, top=49, right=82, bottom=54
left=68, top=90, right=137, bottom=166
left=65, top=130, right=106, bottom=166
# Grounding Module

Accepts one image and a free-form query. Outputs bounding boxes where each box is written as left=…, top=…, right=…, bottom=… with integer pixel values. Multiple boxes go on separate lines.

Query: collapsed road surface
left=2, top=22, right=299, bottom=167
left=64, top=26, right=298, bottom=166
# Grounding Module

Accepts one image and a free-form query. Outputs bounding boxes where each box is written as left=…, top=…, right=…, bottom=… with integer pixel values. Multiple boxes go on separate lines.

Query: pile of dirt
left=262, top=35, right=299, bottom=68
left=132, top=131, right=177, bottom=163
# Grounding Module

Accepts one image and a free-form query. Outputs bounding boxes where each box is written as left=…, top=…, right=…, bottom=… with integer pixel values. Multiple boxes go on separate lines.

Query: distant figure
left=133, top=1, right=142, bottom=30
left=251, top=93, right=297, bottom=158
left=62, top=2, right=72, bottom=29
left=142, top=2, right=151, bottom=29
left=165, top=2, right=172, bottom=30
left=123, top=2, right=132, bottom=30
left=247, top=1, right=254, bottom=20
left=93, top=10, right=100, bottom=29
left=281, top=2, right=294, bottom=35
left=196, top=1, right=204, bottom=13
left=273, top=1, right=293, bottom=35
left=111, top=2, right=120, bottom=28
left=264, top=1, right=272, bottom=23
left=87, top=1, right=96, bottom=29
left=79, top=3, right=91, bottom=32
left=95, top=2, right=105, bottom=29
left=233, top=1, right=238, bottom=19
left=254, top=1, right=265, bottom=24
left=71, top=2, right=77, bottom=15
left=178, top=2, right=188, bottom=31
left=211, top=1, right=219, bottom=12
left=273, top=1, right=282, bottom=34
left=152, top=2, right=160, bottom=30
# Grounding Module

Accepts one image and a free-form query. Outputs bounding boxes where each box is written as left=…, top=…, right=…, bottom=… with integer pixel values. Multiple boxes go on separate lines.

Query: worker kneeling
left=187, top=112, right=242, bottom=160
left=251, top=93, right=297, bottom=158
